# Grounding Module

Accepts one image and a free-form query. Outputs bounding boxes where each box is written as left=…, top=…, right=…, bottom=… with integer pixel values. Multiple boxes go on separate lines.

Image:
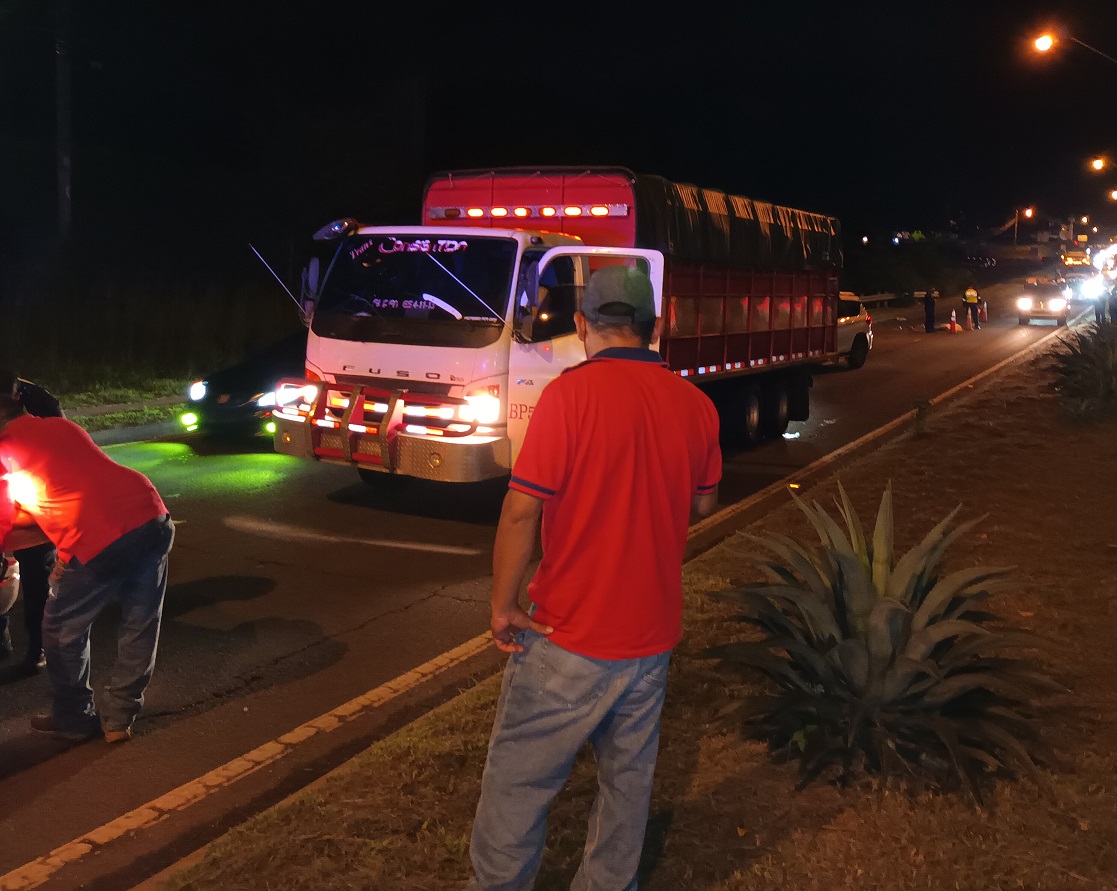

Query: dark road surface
left=0, top=276, right=1087, bottom=890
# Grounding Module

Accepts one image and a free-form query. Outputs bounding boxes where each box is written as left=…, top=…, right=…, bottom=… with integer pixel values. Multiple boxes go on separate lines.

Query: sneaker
left=22, top=649, right=45, bottom=671
left=102, top=726, right=133, bottom=744
left=30, top=713, right=101, bottom=742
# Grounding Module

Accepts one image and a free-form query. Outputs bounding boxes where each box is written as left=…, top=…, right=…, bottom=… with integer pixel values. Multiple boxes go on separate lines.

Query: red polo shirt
left=509, top=348, right=721, bottom=659
left=0, top=415, right=168, bottom=563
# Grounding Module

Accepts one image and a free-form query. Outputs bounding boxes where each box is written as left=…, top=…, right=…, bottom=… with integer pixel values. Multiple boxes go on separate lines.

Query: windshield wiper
left=422, top=253, right=514, bottom=336
left=421, top=292, right=463, bottom=320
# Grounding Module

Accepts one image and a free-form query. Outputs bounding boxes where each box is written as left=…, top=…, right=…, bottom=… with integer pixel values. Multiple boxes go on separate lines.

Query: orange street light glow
left=1034, top=34, right=1055, bottom=52
left=1024, top=207, right=1035, bottom=218
left=1092, top=158, right=1106, bottom=171
left=1110, top=190, right=1117, bottom=201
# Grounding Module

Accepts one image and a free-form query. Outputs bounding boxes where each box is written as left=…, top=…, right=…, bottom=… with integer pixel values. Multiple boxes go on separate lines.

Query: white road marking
left=223, top=515, right=483, bottom=556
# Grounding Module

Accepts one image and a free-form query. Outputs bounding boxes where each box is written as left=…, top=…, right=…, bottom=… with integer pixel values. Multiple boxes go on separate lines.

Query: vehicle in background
left=835, top=295, right=873, bottom=369
left=1016, top=283, right=1068, bottom=326
left=272, top=167, right=844, bottom=486
left=1062, top=247, right=1092, bottom=268
left=181, top=330, right=308, bottom=437
left=1062, top=268, right=1105, bottom=303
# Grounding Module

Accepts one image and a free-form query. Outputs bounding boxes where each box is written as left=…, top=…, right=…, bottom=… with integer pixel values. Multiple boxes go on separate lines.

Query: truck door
left=506, top=247, right=664, bottom=463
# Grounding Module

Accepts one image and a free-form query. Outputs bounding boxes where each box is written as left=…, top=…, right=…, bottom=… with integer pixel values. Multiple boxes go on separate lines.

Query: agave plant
left=1050, top=321, right=1117, bottom=420
left=704, top=483, right=1059, bottom=802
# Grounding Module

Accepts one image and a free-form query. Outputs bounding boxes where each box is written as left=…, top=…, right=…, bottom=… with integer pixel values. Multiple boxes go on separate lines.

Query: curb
left=90, top=420, right=181, bottom=448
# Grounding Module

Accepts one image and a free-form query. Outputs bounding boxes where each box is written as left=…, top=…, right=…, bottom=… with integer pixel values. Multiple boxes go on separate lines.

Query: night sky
left=2, top=0, right=1116, bottom=280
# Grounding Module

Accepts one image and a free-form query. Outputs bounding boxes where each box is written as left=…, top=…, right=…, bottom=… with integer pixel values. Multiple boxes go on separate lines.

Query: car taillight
left=865, top=313, right=872, bottom=325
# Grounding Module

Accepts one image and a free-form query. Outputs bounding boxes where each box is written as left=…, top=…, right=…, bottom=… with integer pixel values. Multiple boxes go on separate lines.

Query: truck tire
left=846, top=335, right=869, bottom=370
left=717, top=383, right=763, bottom=448
left=740, top=385, right=763, bottom=446
left=762, top=381, right=790, bottom=437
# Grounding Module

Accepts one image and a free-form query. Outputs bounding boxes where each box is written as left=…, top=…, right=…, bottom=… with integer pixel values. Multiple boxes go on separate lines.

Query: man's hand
left=490, top=489, right=549, bottom=653
left=491, top=606, right=553, bottom=653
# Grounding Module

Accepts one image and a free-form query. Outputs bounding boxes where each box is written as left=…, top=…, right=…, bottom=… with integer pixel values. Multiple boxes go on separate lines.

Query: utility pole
left=54, top=0, right=72, bottom=246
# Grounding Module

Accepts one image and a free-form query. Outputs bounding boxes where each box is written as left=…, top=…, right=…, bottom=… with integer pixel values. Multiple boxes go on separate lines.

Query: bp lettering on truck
left=273, top=166, right=842, bottom=488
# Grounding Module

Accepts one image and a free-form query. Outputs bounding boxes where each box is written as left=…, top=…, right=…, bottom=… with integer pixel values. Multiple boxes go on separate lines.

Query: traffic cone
left=950, top=308, right=957, bottom=332
left=980, top=301, right=988, bottom=323
left=964, top=305, right=973, bottom=330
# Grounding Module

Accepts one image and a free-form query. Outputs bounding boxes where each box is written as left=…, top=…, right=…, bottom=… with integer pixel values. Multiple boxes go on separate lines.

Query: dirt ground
left=166, top=341, right=1117, bottom=891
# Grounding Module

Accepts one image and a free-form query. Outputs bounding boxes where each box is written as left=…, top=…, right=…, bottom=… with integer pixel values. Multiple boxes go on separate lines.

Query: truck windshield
left=311, top=234, right=518, bottom=347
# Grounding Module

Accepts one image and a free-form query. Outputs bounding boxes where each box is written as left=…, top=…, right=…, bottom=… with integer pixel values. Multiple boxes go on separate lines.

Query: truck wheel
left=741, top=385, right=763, bottom=445
left=762, top=382, right=790, bottom=437
left=846, top=335, right=869, bottom=370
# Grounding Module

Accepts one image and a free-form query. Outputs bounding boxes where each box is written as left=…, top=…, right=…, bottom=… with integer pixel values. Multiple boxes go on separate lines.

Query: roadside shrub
left=704, top=483, right=1058, bottom=802
left=1049, top=321, right=1117, bottom=421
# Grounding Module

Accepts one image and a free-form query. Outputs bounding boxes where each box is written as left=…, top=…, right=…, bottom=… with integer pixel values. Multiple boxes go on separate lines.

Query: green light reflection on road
left=103, top=441, right=300, bottom=497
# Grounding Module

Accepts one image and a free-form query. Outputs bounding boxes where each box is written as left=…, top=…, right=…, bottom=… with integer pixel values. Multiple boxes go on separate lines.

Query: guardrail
left=858, top=292, right=899, bottom=306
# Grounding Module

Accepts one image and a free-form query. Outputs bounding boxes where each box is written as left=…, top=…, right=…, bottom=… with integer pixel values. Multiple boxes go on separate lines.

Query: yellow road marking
left=0, top=633, right=492, bottom=891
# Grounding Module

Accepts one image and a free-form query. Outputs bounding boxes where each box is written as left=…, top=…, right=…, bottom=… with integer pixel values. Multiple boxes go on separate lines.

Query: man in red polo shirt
left=467, top=265, right=721, bottom=891
left=0, top=380, right=173, bottom=743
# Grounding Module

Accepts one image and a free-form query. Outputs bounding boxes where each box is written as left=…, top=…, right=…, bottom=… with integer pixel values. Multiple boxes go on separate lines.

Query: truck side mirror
left=300, top=258, right=320, bottom=321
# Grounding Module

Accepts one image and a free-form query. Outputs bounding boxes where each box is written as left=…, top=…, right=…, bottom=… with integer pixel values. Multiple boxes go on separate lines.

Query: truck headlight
left=1016, top=296, right=1033, bottom=311
left=262, top=384, right=319, bottom=408
left=189, top=380, right=207, bottom=401
left=1048, top=298, right=1067, bottom=312
left=458, top=385, right=501, bottom=424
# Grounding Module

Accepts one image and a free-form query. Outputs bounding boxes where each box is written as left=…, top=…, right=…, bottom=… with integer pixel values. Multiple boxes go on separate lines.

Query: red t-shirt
left=0, top=415, right=168, bottom=563
left=509, top=348, right=721, bottom=659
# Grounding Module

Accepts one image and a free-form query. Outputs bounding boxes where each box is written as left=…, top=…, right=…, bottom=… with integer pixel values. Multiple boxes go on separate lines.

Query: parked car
left=835, top=297, right=873, bottom=369
left=181, top=330, right=308, bottom=437
left=1016, top=283, right=1068, bottom=326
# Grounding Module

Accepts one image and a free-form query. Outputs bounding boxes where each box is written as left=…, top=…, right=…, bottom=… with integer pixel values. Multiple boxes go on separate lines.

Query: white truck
left=272, top=167, right=843, bottom=484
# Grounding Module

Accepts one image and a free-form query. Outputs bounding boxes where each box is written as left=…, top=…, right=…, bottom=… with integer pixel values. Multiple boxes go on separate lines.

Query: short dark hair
left=583, top=314, right=657, bottom=346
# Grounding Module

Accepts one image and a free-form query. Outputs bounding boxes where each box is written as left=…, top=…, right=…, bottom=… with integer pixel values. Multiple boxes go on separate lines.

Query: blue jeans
left=468, top=630, right=671, bottom=891
left=42, top=515, right=174, bottom=733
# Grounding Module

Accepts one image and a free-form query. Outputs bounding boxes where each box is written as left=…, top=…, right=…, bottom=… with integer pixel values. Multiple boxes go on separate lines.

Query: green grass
left=68, top=403, right=187, bottom=432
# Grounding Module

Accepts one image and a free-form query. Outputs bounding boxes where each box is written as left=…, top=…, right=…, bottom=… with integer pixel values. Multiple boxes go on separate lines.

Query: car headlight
left=189, top=380, right=207, bottom=401
left=1016, top=296, right=1034, bottom=311
left=1048, top=298, right=1067, bottom=312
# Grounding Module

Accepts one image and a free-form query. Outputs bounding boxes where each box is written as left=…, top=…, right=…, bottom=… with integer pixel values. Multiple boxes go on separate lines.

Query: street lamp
left=1110, top=190, right=1117, bottom=201
left=1014, top=206, right=1035, bottom=245
left=1033, top=31, right=1117, bottom=66
left=1091, top=157, right=1107, bottom=172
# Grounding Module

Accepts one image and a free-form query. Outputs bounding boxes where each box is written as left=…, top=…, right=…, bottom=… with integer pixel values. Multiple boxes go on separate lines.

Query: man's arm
left=490, top=488, right=552, bottom=653
left=692, top=487, right=719, bottom=520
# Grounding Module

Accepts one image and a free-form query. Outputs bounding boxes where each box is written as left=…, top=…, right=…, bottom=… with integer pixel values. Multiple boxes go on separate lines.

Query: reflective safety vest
left=963, top=288, right=979, bottom=304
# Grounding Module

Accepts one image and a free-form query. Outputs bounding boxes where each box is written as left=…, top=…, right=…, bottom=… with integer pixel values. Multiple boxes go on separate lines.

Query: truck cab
left=272, top=224, right=662, bottom=483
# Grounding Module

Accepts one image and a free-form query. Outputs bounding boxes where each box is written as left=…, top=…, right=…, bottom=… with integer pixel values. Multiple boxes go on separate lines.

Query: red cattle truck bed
left=422, top=166, right=842, bottom=379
